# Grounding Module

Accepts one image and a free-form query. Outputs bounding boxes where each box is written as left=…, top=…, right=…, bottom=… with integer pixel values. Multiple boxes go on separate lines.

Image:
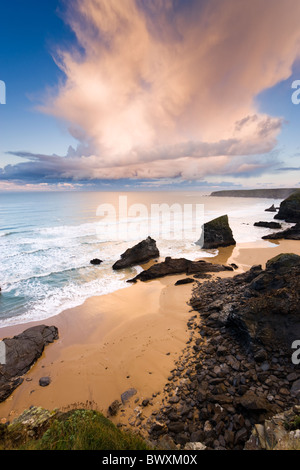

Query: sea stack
left=274, top=190, right=300, bottom=223
left=197, top=215, right=236, bottom=249
left=112, top=236, right=160, bottom=270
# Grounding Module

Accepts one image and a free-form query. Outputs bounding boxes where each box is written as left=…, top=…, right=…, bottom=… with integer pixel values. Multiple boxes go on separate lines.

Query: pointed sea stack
left=198, top=215, right=236, bottom=249
left=112, top=236, right=159, bottom=270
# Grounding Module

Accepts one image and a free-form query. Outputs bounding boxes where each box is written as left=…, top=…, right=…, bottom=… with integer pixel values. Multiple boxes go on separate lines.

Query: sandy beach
left=1, top=239, right=300, bottom=425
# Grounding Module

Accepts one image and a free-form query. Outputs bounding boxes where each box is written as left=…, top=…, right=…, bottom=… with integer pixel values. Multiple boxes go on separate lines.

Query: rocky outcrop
left=275, top=190, right=300, bottom=223
left=0, top=325, right=58, bottom=403
left=254, top=221, right=281, bottom=229
left=197, top=215, right=236, bottom=249
left=245, top=406, right=300, bottom=450
left=127, top=257, right=233, bottom=283
left=112, top=237, right=159, bottom=270
left=147, top=254, right=300, bottom=450
left=265, top=204, right=277, bottom=212
left=225, top=254, right=300, bottom=349
left=262, top=222, right=300, bottom=240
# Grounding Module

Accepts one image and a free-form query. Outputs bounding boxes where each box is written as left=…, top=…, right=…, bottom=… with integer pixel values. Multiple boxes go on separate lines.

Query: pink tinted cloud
left=40, top=0, right=300, bottom=180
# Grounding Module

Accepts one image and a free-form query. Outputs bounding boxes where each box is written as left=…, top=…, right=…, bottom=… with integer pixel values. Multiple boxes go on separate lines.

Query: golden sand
left=1, top=239, right=300, bottom=423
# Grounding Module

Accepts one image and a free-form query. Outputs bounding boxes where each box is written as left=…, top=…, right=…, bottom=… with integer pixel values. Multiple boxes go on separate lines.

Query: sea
left=0, top=191, right=286, bottom=327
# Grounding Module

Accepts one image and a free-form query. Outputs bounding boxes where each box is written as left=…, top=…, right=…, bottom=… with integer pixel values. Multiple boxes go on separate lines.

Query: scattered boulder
left=254, top=221, right=281, bottom=229
left=128, top=257, right=232, bottom=283
left=113, top=237, right=159, bottom=270
left=197, top=215, right=236, bottom=249
left=175, top=278, right=195, bottom=286
left=262, top=222, right=300, bottom=240
left=0, top=326, right=58, bottom=403
left=39, top=377, right=51, bottom=388
left=108, top=400, right=122, bottom=417
left=275, top=190, right=300, bottom=223
left=121, top=388, right=137, bottom=404
left=90, top=259, right=103, bottom=265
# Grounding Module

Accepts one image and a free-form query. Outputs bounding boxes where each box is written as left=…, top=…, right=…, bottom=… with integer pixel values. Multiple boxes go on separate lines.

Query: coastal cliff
left=210, top=189, right=298, bottom=199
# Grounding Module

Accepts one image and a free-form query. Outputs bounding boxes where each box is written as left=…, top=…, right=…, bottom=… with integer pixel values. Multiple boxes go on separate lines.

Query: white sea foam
left=0, top=193, right=285, bottom=327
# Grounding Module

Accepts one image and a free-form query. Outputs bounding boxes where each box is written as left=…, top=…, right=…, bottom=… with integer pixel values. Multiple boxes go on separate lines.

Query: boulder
left=39, top=377, right=51, bottom=387
left=0, top=326, right=58, bottom=403
left=90, top=259, right=103, bottom=265
left=128, top=257, right=232, bottom=283
left=266, top=253, right=300, bottom=271
left=112, top=237, right=159, bottom=270
left=175, top=278, right=195, bottom=286
left=275, top=190, right=300, bottom=223
left=197, top=215, right=236, bottom=249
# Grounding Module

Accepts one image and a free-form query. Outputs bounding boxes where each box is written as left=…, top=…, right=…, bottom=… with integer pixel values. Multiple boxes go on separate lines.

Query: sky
left=1, top=0, right=300, bottom=192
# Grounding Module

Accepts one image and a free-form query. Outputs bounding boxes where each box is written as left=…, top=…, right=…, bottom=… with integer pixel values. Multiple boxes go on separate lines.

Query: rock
left=265, top=204, right=277, bottom=212
left=0, top=326, right=59, bottom=403
left=245, top=407, right=300, bottom=450
left=197, top=215, right=236, bottom=249
left=184, top=442, right=207, bottom=450
left=128, top=257, right=232, bottom=283
left=108, top=400, right=122, bottom=416
left=275, top=190, right=300, bottom=223
left=235, top=391, right=271, bottom=411
left=291, top=379, right=300, bottom=397
left=254, top=221, right=282, bottom=229
left=39, top=377, right=51, bottom=387
left=121, top=388, right=137, bottom=404
left=167, top=422, right=185, bottom=433
left=262, top=223, right=300, bottom=240
left=113, top=237, right=159, bottom=270
left=266, top=253, right=300, bottom=272
left=175, top=278, right=195, bottom=286
left=90, top=258, right=103, bottom=265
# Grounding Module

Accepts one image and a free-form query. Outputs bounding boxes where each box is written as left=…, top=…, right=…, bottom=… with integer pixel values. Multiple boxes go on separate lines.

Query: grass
left=1, top=409, right=151, bottom=451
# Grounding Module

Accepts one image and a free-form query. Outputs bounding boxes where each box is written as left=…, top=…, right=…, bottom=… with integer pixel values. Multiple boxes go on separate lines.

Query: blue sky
left=1, top=0, right=300, bottom=191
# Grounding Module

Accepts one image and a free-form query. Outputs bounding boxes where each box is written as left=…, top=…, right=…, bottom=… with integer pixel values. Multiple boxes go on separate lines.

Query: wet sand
left=1, top=239, right=300, bottom=424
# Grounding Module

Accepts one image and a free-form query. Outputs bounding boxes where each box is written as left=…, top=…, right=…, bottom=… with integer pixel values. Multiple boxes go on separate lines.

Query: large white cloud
left=12, top=0, right=300, bottom=181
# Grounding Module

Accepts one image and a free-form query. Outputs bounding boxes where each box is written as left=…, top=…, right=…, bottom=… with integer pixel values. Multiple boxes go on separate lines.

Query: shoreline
left=1, top=239, right=300, bottom=426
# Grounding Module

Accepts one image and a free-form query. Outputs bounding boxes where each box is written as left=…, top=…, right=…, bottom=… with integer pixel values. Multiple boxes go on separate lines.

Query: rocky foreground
left=137, top=253, right=300, bottom=450
left=0, top=326, right=58, bottom=403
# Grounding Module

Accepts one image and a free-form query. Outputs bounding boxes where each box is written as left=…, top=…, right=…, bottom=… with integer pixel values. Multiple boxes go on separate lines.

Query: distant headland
left=210, top=188, right=299, bottom=199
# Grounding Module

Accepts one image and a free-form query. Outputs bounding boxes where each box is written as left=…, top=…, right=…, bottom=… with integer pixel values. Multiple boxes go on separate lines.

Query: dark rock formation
left=265, top=204, right=277, bottom=212
left=254, top=221, right=281, bottom=229
left=146, top=254, right=300, bottom=450
left=0, top=325, right=58, bottom=403
left=107, top=400, right=122, bottom=417
left=39, top=377, right=51, bottom=387
left=175, top=278, right=195, bottom=286
left=275, top=190, right=300, bottom=223
left=225, top=253, right=300, bottom=349
left=121, top=388, right=137, bottom=404
left=197, top=215, right=236, bottom=249
left=262, top=222, right=300, bottom=240
left=90, top=259, right=103, bottom=265
left=127, top=257, right=233, bottom=283
left=112, top=237, right=159, bottom=270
